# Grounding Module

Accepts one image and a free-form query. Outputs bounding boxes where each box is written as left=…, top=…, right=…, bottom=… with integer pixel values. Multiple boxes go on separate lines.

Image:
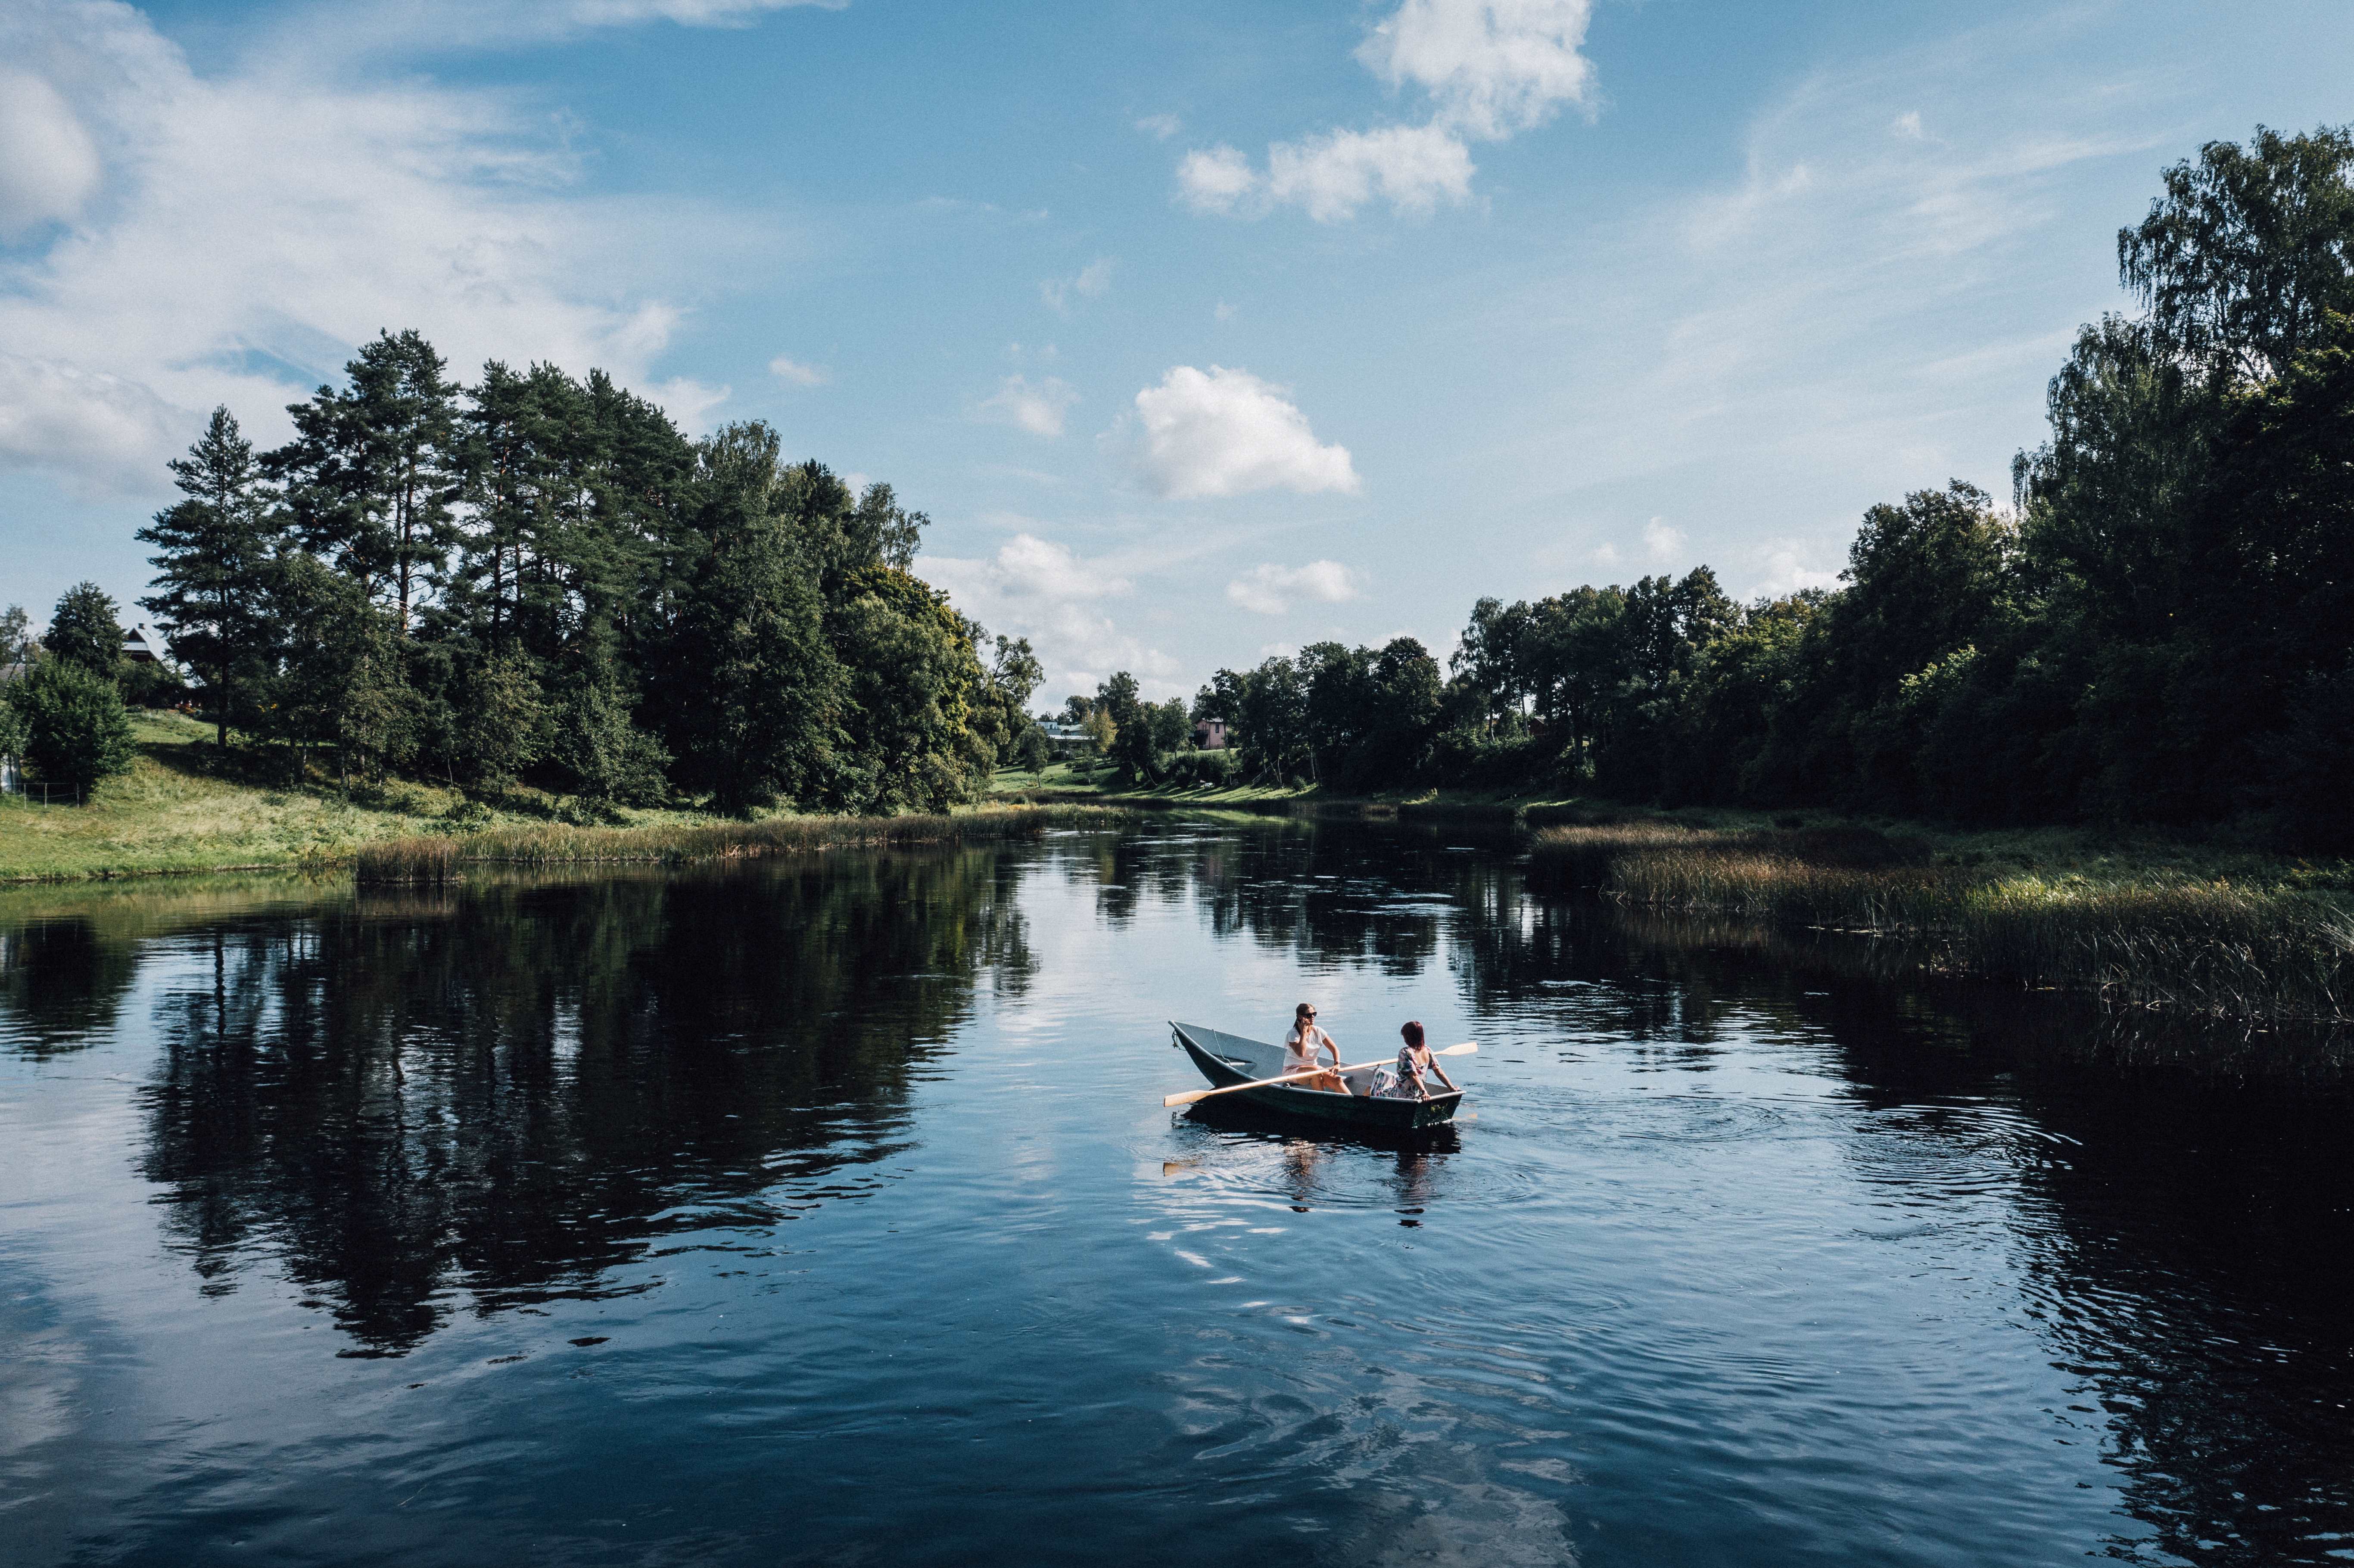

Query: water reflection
left=3, top=818, right=2352, bottom=1565
left=123, top=853, right=1032, bottom=1354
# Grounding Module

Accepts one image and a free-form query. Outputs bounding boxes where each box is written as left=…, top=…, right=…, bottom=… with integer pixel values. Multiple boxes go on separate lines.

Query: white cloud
left=0, top=3, right=764, bottom=494
left=1178, top=0, right=1594, bottom=221
left=1177, top=145, right=1258, bottom=215
left=1226, top=560, right=1364, bottom=615
left=312, top=0, right=841, bottom=56
left=1890, top=110, right=1924, bottom=140
left=1264, top=123, right=1476, bottom=223
left=921, top=530, right=1186, bottom=700
left=978, top=375, right=1079, bottom=438
left=1134, top=112, right=1182, bottom=141
left=1213, top=300, right=1236, bottom=321
left=1120, top=365, right=1359, bottom=499
left=1643, top=517, right=1685, bottom=561
left=1040, top=256, right=1114, bottom=313
left=1358, top=0, right=1598, bottom=140
left=1747, top=538, right=1842, bottom=599
left=0, top=70, right=102, bottom=240
left=769, top=354, right=828, bottom=386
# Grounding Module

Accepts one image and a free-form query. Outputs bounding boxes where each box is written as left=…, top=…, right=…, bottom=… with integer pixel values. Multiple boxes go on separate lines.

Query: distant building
left=1192, top=718, right=1227, bottom=750
left=123, top=626, right=160, bottom=664
left=1038, top=720, right=1095, bottom=756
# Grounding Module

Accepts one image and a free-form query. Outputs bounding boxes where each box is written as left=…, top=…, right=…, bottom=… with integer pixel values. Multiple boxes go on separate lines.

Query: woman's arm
left=1320, top=1028, right=1342, bottom=1065
left=1431, top=1061, right=1459, bottom=1092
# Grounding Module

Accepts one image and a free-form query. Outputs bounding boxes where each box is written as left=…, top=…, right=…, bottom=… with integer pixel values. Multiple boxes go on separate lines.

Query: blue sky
left=4, top=0, right=2351, bottom=704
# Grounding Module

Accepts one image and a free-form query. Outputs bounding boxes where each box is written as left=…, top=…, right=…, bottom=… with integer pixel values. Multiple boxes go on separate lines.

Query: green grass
left=0, top=713, right=1120, bottom=884
left=353, top=804, right=1130, bottom=883
left=1533, top=819, right=2354, bottom=1022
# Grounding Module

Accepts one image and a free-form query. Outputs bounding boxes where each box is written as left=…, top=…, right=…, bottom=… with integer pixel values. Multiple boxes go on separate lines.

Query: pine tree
left=138, top=408, right=278, bottom=747
left=269, top=330, right=463, bottom=632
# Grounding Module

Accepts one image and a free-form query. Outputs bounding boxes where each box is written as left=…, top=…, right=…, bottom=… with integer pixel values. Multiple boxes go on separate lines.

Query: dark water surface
left=4, top=818, right=2352, bottom=1567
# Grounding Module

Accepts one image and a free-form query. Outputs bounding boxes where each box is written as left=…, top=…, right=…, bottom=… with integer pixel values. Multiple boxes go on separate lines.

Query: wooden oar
left=1163, top=1044, right=1476, bottom=1108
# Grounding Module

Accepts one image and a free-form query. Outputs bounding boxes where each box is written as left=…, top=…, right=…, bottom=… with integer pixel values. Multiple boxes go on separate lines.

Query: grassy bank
left=353, top=804, right=1126, bottom=883
left=0, top=711, right=729, bottom=882
left=1534, top=820, right=2354, bottom=1022
left=0, top=712, right=1126, bottom=884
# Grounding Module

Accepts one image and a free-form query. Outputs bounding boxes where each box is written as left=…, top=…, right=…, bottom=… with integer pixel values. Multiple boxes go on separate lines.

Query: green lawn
left=0, top=711, right=716, bottom=882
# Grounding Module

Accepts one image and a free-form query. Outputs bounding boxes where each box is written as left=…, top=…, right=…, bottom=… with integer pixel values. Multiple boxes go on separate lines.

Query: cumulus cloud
left=978, top=374, right=1079, bottom=437
left=1262, top=123, right=1475, bottom=223
left=0, top=70, right=102, bottom=240
left=921, top=529, right=1184, bottom=700
left=769, top=355, right=828, bottom=385
left=1040, top=256, right=1114, bottom=313
left=1643, top=516, right=1685, bottom=561
left=1748, top=539, right=1841, bottom=598
left=1178, top=0, right=1594, bottom=221
left=1120, top=365, right=1359, bottom=499
left=0, top=3, right=754, bottom=494
left=1133, top=112, right=1182, bottom=141
left=1226, top=560, right=1363, bottom=615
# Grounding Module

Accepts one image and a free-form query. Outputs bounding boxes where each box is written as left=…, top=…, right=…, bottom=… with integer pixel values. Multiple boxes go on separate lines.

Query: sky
left=3, top=0, right=2352, bottom=705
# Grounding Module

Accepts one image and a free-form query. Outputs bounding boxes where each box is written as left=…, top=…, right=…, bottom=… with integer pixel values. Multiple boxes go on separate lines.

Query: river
left=3, top=815, right=2349, bottom=1566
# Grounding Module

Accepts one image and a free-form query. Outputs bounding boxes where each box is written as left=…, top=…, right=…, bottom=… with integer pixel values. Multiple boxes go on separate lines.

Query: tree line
left=1127, top=127, right=2354, bottom=849
left=6, top=341, right=1044, bottom=809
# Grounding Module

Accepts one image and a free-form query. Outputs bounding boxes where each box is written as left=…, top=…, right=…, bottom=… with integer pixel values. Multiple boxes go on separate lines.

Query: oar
left=1163, top=1044, right=1476, bottom=1108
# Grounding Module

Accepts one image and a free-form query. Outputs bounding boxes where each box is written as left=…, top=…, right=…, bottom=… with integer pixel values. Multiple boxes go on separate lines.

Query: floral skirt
left=1368, top=1067, right=1419, bottom=1100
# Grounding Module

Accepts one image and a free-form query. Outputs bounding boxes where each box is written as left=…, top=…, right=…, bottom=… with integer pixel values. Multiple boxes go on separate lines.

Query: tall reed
left=1532, top=824, right=2354, bottom=1022
left=355, top=805, right=1124, bottom=885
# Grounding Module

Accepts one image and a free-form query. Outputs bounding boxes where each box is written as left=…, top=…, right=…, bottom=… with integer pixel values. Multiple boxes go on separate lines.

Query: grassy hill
left=0, top=711, right=714, bottom=882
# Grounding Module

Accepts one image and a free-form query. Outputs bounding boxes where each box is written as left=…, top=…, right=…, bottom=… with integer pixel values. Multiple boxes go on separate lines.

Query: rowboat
left=1169, top=1021, right=1464, bottom=1130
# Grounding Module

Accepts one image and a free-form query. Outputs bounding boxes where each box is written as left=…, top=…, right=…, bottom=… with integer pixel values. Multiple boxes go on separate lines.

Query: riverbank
left=1538, top=820, right=2354, bottom=1023
left=994, top=765, right=2354, bottom=1022
left=352, top=805, right=1125, bottom=883
left=0, top=713, right=1125, bottom=884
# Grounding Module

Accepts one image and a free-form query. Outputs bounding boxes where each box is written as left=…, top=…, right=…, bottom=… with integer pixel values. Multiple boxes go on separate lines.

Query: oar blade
left=1162, top=1089, right=1214, bottom=1107
left=1437, top=1042, right=1479, bottom=1055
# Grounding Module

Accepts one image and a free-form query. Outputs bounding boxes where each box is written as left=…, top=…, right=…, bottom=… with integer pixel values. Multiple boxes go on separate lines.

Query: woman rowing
left=1282, top=1002, right=1349, bottom=1092
left=1371, top=1020, right=1458, bottom=1100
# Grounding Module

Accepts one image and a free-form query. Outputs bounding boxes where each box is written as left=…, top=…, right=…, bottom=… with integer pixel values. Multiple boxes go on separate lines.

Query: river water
left=3, top=816, right=2350, bottom=1567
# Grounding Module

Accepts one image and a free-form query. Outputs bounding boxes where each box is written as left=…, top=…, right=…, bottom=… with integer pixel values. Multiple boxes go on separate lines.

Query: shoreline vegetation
left=995, top=765, right=2354, bottom=1024
left=0, top=709, right=1130, bottom=885
left=351, top=803, right=1125, bottom=884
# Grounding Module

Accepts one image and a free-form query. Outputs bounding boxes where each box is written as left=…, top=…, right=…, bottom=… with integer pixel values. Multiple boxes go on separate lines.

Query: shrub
left=1165, top=749, right=1239, bottom=788
left=8, top=656, right=136, bottom=790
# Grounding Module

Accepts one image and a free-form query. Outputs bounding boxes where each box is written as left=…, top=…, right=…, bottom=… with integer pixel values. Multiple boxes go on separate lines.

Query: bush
left=8, top=656, right=136, bottom=790
left=1165, top=749, right=1239, bottom=788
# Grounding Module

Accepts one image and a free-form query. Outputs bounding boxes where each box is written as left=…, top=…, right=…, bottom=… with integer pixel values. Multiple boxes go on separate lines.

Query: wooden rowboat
left=1169, top=1021, right=1464, bottom=1130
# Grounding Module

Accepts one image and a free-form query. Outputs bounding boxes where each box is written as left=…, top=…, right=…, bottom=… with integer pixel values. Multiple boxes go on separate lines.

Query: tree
left=8, top=656, right=136, bottom=790
left=270, top=330, right=464, bottom=632
left=45, top=582, right=122, bottom=678
left=2120, top=124, right=2354, bottom=383
left=829, top=565, right=989, bottom=811
left=652, top=422, right=847, bottom=814
left=1013, top=723, right=1052, bottom=774
left=262, top=554, right=417, bottom=782
left=139, top=407, right=280, bottom=746
left=0, top=604, right=30, bottom=666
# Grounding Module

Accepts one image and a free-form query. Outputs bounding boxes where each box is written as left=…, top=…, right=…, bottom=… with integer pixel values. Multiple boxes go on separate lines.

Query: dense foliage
left=1155, top=128, right=2354, bottom=848
left=128, top=339, right=1041, bottom=812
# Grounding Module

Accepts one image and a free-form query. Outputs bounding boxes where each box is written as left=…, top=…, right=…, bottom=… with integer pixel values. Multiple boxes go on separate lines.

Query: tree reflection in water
left=130, top=851, right=1033, bottom=1355
left=1069, top=815, right=2354, bottom=1565
left=2, top=815, right=2347, bottom=1562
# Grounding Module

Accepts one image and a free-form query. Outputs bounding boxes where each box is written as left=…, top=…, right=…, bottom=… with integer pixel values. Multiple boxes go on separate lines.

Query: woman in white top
left=1282, top=1002, right=1346, bottom=1092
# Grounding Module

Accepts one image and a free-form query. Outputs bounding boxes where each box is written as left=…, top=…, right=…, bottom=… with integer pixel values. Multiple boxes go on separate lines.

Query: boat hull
left=1170, top=1022, right=1462, bottom=1130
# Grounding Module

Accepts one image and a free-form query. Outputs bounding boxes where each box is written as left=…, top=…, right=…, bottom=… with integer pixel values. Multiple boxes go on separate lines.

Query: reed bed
left=355, top=805, right=1125, bottom=884
left=1533, top=823, right=2354, bottom=1022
